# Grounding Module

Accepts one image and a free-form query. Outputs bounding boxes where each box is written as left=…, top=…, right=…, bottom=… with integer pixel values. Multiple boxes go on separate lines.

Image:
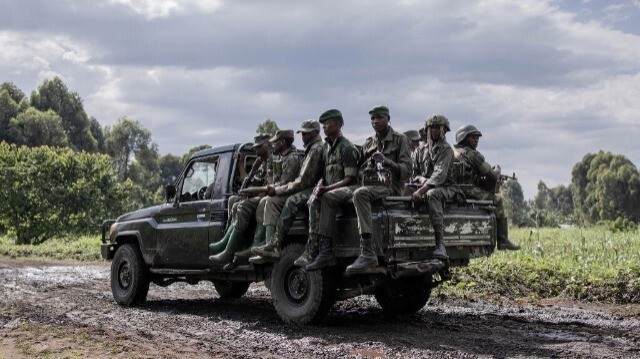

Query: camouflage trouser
left=353, top=185, right=393, bottom=235
left=311, top=185, right=359, bottom=238
left=227, top=195, right=242, bottom=221
left=422, top=186, right=459, bottom=228
left=270, top=188, right=312, bottom=246
left=263, top=195, right=289, bottom=226
left=235, top=196, right=264, bottom=232
left=463, top=186, right=505, bottom=219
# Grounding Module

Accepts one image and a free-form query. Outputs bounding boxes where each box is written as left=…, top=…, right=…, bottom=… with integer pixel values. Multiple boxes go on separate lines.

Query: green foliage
left=0, top=234, right=101, bottom=261
left=440, top=227, right=640, bottom=304
left=500, top=180, right=528, bottom=226
left=572, top=151, right=640, bottom=223
left=0, top=143, right=138, bottom=244
left=30, top=77, right=97, bottom=152
left=0, top=88, right=20, bottom=142
left=608, top=217, right=638, bottom=233
left=89, top=117, right=105, bottom=153
left=160, top=153, right=182, bottom=186
left=7, top=107, right=69, bottom=147
left=1, top=82, right=26, bottom=104
left=256, top=119, right=279, bottom=136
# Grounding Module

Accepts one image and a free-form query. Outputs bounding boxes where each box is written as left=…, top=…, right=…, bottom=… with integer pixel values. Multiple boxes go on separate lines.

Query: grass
left=1, top=226, right=639, bottom=304
left=439, top=227, right=640, bottom=304
left=0, top=234, right=102, bottom=261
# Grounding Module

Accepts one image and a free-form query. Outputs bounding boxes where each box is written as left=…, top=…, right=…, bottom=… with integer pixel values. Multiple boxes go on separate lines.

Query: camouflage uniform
left=453, top=144, right=505, bottom=219
left=234, top=154, right=273, bottom=231
left=353, top=126, right=412, bottom=234
left=260, top=145, right=302, bottom=229
left=311, top=134, right=359, bottom=240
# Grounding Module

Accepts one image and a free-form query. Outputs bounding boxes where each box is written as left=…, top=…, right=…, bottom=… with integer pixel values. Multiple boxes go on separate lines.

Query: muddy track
left=1, top=259, right=639, bottom=358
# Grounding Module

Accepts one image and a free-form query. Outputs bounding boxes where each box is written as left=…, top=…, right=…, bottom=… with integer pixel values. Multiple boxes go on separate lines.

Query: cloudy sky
left=2, top=0, right=639, bottom=198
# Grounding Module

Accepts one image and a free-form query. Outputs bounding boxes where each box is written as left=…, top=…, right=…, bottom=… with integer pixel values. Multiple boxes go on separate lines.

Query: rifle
left=479, top=170, right=517, bottom=193
left=238, top=185, right=269, bottom=197
left=307, top=179, right=324, bottom=206
left=239, top=157, right=262, bottom=191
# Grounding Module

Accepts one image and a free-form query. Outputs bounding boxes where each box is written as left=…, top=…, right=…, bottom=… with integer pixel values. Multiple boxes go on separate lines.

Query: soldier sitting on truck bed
left=222, top=129, right=302, bottom=270
left=411, top=115, right=463, bottom=261
left=453, top=125, right=520, bottom=250
left=249, top=120, right=324, bottom=265
left=305, top=109, right=360, bottom=271
left=209, top=133, right=273, bottom=265
left=345, top=105, right=412, bottom=274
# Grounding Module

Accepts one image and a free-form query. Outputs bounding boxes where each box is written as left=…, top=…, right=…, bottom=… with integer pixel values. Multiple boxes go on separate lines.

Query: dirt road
left=1, top=259, right=639, bottom=358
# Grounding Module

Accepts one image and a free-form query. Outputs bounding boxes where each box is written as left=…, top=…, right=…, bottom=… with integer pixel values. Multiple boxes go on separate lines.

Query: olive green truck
left=101, top=143, right=496, bottom=324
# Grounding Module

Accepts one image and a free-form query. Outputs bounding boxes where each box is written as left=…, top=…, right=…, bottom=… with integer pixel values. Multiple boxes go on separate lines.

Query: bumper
left=101, top=243, right=116, bottom=260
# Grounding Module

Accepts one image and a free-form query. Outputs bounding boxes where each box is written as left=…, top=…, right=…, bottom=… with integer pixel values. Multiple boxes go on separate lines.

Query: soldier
left=250, top=120, right=324, bottom=265
left=346, top=106, right=412, bottom=273
left=403, top=129, right=422, bottom=195
left=209, top=133, right=272, bottom=265
left=411, top=115, right=463, bottom=261
left=404, top=130, right=421, bottom=152
left=453, top=125, right=520, bottom=250
left=305, top=109, right=359, bottom=271
left=222, top=130, right=302, bottom=270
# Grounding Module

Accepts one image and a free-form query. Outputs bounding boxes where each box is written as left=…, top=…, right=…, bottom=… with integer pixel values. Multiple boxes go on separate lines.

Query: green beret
left=270, top=129, right=295, bottom=142
left=297, top=119, right=320, bottom=133
left=403, top=130, right=420, bottom=142
left=319, top=109, right=343, bottom=124
left=252, top=133, right=271, bottom=148
left=368, top=105, right=390, bottom=117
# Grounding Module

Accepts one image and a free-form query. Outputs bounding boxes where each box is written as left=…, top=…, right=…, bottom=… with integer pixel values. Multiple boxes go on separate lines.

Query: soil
left=1, top=258, right=639, bottom=358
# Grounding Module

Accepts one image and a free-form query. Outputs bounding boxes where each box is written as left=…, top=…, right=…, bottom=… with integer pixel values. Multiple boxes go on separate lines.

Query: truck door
left=155, top=155, right=219, bottom=268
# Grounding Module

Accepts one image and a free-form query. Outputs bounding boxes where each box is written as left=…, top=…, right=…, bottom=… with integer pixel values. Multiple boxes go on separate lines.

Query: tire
left=374, top=274, right=432, bottom=315
left=111, top=243, right=150, bottom=307
left=270, top=243, right=336, bottom=325
left=213, top=280, right=251, bottom=299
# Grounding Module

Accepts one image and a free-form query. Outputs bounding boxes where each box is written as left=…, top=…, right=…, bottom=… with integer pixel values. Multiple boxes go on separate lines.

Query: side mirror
left=165, top=184, right=176, bottom=202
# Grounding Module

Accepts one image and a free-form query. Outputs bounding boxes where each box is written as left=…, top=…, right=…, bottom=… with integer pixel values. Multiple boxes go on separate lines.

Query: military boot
left=305, top=236, right=337, bottom=271
left=496, top=218, right=520, bottom=250
left=225, top=223, right=267, bottom=270
left=431, top=225, right=449, bottom=261
left=345, top=234, right=379, bottom=273
left=209, top=223, right=234, bottom=253
left=294, top=233, right=319, bottom=267
left=209, top=228, right=248, bottom=265
left=250, top=225, right=281, bottom=262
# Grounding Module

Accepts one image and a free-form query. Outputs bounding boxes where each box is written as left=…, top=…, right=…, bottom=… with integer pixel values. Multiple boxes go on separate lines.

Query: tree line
left=1, top=77, right=638, bottom=243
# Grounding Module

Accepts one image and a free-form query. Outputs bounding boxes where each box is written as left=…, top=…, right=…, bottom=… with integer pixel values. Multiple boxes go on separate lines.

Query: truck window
left=181, top=157, right=218, bottom=201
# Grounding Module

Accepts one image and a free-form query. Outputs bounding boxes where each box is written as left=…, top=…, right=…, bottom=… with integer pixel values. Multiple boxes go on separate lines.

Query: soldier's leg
left=210, top=197, right=259, bottom=265
left=228, top=197, right=273, bottom=269
left=347, top=186, right=392, bottom=273
left=210, top=197, right=243, bottom=253
left=468, top=188, right=519, bottom=250
left=307, top=186, right=356, bottom=271
left=249, top=194, right=290, bottom=261
left=426, top=188, right=448, bottom=261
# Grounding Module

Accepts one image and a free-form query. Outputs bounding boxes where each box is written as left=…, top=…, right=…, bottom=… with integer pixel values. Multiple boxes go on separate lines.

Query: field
left=1, top=226, right=639, bottom=304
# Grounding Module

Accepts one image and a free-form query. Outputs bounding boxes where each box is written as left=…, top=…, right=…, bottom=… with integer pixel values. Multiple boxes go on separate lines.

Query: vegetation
left=0, top=235, right=101, bottom=261
left=256, top=119, right=279, bottom=136
left=440, top=227, right=640, bottom=304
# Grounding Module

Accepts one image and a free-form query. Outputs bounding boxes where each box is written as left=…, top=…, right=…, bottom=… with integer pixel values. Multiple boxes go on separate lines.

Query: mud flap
left=389, top=259, right=446, bottom=280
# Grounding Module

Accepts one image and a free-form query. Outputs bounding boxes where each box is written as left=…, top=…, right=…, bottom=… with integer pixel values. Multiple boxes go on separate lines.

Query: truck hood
left=116, top=205, right=163, bottom=223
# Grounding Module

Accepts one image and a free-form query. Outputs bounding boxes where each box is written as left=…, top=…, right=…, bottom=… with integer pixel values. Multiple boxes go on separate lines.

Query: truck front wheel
left=270, top=243, right=336, bottom=325
left=111, top=243, right=150, bottom=307
left=374, top=275, right=432, bottom=315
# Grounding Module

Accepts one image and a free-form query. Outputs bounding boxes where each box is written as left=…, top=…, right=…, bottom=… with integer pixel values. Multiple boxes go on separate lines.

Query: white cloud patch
left=107, top=0, right=221, bottom=19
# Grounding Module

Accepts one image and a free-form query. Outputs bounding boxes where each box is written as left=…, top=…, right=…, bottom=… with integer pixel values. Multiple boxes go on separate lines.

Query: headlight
left=109, top=223, right=117, bottom=237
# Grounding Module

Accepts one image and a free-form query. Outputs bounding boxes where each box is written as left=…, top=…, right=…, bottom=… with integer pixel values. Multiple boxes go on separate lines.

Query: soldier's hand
left=372, top=152, right=385, bottom=163
left=411, top=189, right=423, bottom=204
left=315, top=185, right=327, bottom=196
left=266, top=185, right=276, bottom=196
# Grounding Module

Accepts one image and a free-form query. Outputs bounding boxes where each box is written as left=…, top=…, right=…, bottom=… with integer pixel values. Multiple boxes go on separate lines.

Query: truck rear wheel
left=111, top=243, right=150, bottom=307
left=213, top=280, right=251, bottom=299
left=270, top=243, right=336, bottom=325
left=374, top=275, right=432, bottom=315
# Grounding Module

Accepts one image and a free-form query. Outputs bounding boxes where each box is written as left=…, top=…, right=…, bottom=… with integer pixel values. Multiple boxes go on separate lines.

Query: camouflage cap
left=297, top=119, right=320, bottom=133
left=270, top=129, right=295, bottom=142
left=252, top=133, right=271, bottom=148
left=403, top=130, right=420, bottom=142
left=424, top=114, right=451, bottom=132
left=319, top=109, right=343, bottom=124
left=368, top=105, right=390, bottom=117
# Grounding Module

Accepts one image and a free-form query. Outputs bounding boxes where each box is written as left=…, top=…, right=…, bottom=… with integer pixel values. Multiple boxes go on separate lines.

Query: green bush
left=0, top=142, right=139, bottom=244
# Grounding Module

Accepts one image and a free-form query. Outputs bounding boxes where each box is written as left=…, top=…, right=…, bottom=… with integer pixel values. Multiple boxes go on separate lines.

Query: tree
left=104, top=118, right=161, bottom=205
left=0, top=82, right=26, bottom=104
left=89, top=117, right=106, bottom=153
left=501, top=180, right=528, bottom=226
left=160, top=154, right=183, bottom=186
left=572, top=151, right=640, bottom=223
left=30, top=77, right=97, bottom=152
left=7, top=108, right=69, bottom=147
left=0, top=89, right=19, bottom=142
left=256, top=119, right=279, bottom=136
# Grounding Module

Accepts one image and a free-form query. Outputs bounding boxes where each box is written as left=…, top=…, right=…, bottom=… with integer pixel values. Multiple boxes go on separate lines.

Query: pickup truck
left=101, top=143, right=496, bottom=324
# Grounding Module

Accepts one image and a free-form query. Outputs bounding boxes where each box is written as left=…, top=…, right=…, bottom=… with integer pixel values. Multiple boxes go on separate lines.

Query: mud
left=1, top=258, right=639, bottom=358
